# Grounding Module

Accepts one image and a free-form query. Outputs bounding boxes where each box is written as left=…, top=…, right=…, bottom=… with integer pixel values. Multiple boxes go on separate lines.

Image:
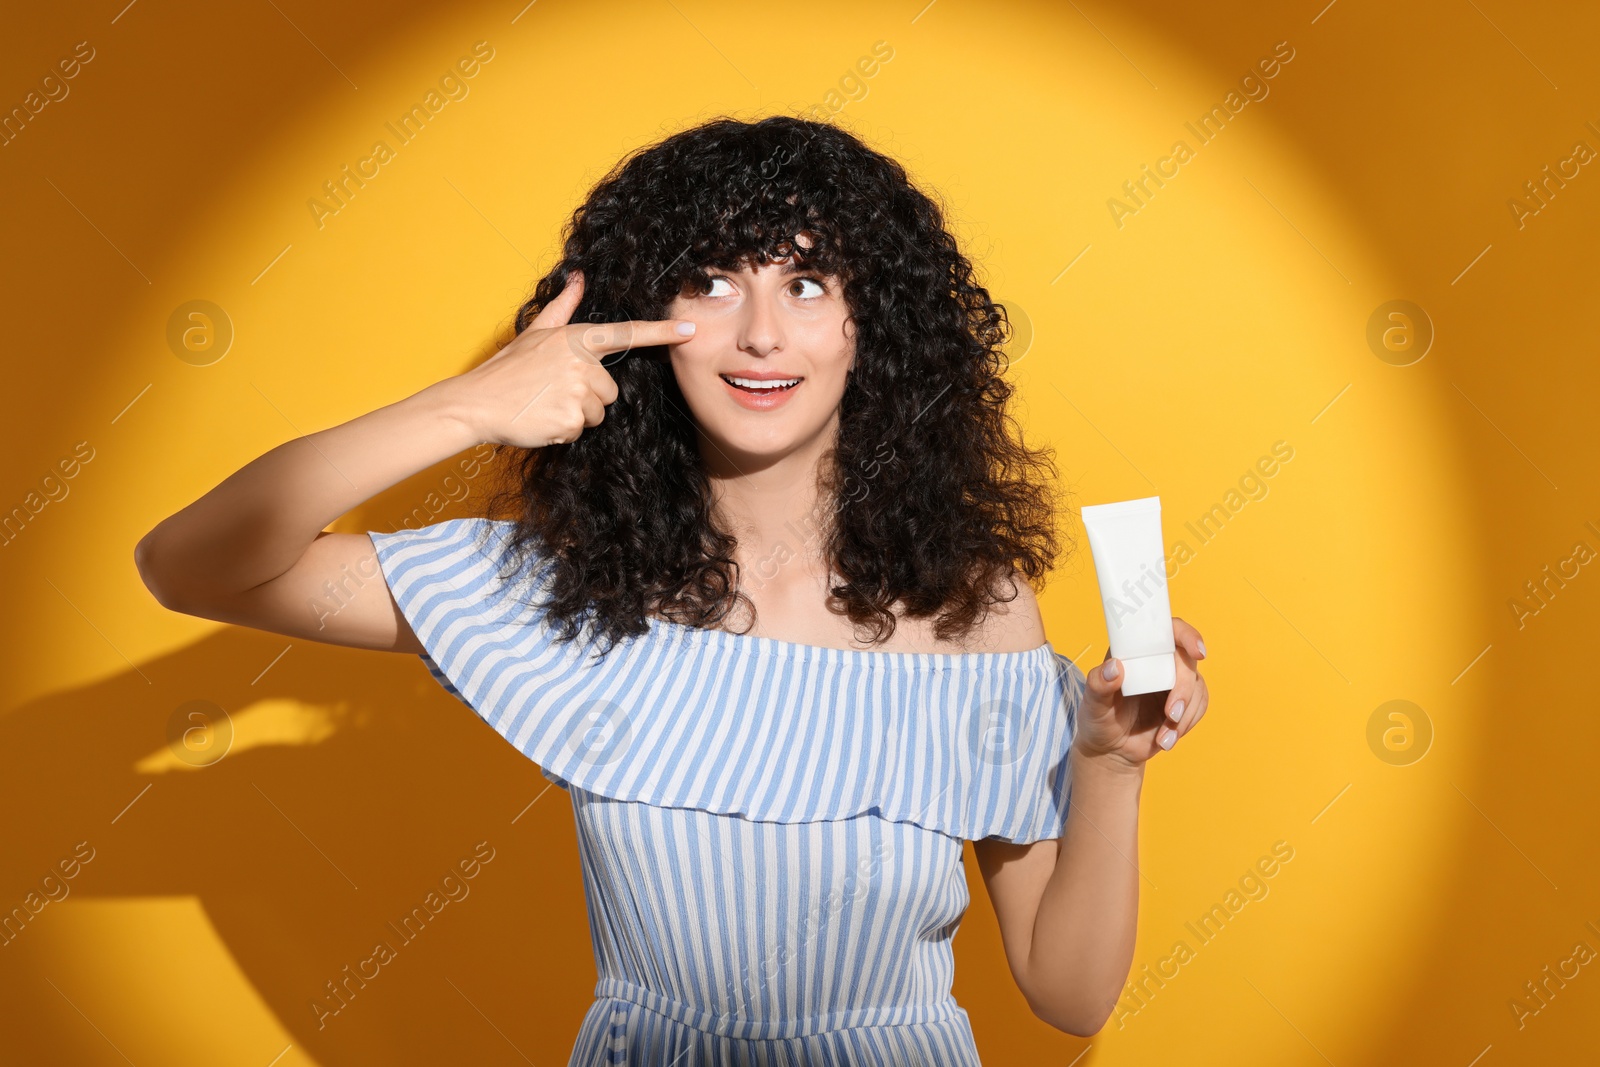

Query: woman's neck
left=698, top=431, right=836, bottom=575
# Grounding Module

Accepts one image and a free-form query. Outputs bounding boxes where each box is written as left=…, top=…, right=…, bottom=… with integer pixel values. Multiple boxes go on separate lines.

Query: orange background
left=2, top=0, right=1598, bottom=1064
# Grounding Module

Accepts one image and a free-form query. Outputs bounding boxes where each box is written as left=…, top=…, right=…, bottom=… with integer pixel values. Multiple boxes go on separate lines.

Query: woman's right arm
left=133, top=270, right=696, bottom=654
left=134, top=381, right=485, bottom=654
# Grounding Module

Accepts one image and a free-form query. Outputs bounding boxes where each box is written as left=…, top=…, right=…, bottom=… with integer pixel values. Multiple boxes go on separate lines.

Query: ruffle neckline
left=368, top=517, right=1084, bottom=843
left=640, top=611, right=1060, bottom=670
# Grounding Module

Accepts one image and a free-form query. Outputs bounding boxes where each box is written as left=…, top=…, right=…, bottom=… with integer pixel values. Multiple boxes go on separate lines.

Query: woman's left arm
left=973, top=617, right=1209, bottom=1036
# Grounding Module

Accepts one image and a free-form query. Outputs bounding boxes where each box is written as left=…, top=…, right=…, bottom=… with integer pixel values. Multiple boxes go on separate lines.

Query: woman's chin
left=694, top=421, right=827, bottom=472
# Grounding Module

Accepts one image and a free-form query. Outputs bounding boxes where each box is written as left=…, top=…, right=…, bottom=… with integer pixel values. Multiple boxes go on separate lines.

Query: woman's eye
left=694, top=275, right=826, bottom=299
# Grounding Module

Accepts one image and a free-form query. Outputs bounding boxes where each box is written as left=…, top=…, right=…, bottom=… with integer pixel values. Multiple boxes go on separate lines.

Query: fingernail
left=1159, top=729, right=1177, bottom=750
left=1169, top=699, right=1185, bottom=723
left=1103, top=660, right=1120, bottom=682
left=1197, top=639, right=1207, bottom=658
left=675, top=321, right=696, bottom=336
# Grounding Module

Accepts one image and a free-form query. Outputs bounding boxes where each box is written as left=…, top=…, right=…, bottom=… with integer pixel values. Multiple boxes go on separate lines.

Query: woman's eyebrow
left=689, top=259, right=828, bottom=277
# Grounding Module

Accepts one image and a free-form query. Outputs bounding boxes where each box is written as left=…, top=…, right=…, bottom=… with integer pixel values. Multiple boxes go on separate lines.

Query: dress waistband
left=592, top=976, right=968, bottom=1040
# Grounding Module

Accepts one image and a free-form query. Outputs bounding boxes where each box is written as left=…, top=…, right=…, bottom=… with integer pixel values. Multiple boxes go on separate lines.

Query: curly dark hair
left=481, top=113, right=1065, bottom=652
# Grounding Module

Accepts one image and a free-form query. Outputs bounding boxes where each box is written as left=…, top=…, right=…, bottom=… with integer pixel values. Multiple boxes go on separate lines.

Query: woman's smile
left=718, top=369, right=805, bottom=410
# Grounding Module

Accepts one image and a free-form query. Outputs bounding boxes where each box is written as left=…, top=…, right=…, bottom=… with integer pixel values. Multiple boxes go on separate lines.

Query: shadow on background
left=2, top=477, right=603, bottom=1065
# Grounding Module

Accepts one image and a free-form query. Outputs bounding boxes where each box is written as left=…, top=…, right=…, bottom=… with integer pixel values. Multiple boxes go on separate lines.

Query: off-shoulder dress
left=368, top=516, right=1085, bottom=1066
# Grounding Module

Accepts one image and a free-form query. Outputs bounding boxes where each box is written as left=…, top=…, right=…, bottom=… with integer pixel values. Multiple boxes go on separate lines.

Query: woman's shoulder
left=972, top=572, right=1049, bottom=655
left=952, top=569, right=1047, bottom=655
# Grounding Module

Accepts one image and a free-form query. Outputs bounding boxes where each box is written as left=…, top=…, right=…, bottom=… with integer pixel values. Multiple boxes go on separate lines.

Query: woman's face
left=664, top=249, right=855, bottom=473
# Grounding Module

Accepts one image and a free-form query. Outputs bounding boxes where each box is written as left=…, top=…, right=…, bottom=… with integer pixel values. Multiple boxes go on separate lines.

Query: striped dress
left=368, top=517, right=1085, bottom=1066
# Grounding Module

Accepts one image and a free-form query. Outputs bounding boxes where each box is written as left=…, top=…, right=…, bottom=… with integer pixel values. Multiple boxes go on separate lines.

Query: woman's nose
left=737, top=292, right=784, bottom=357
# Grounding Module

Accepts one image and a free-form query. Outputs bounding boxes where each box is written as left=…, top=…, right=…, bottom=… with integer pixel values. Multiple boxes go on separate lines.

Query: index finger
left=1171, top=615, right=1206, bottom=661
left=571, top=318, right=697, bottom=364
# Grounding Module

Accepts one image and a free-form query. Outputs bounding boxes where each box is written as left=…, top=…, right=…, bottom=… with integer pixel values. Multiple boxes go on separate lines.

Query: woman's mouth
left=720, top=375, right=802, bottom=393
left=718, top=373, right=803, bottom=410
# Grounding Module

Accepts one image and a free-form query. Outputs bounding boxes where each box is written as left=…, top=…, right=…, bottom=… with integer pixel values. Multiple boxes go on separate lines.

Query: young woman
left=136, top=115, right=1209, bottom=1064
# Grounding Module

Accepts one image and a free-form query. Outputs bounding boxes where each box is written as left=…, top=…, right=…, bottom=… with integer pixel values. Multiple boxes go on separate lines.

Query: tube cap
left=1118, top=652, right=1176, bottom=697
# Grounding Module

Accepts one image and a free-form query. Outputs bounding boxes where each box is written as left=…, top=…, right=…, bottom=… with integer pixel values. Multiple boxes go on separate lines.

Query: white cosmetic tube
left=1081, top=495, right=1176, bottom=697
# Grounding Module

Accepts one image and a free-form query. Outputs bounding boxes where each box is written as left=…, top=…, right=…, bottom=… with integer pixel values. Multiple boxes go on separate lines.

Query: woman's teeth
left=721, top=376, right=801, bottom=391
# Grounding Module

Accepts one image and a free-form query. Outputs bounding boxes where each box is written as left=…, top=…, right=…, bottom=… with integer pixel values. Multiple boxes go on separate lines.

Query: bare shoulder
left=971, top=570, right=1047, bottom=653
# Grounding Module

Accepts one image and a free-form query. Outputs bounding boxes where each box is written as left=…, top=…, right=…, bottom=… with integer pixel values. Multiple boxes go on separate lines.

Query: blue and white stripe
left=369, top=517, right=1085, bottom=1065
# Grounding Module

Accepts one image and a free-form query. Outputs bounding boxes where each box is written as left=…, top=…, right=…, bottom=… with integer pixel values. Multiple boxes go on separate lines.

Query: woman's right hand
left=134, top=268, right=700, bottom=652
left=451, top=270, right=697, bottom=449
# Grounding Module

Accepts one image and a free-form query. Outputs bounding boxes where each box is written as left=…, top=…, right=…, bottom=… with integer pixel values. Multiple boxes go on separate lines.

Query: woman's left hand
left=1071, top=617, right=1209, bottom=770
